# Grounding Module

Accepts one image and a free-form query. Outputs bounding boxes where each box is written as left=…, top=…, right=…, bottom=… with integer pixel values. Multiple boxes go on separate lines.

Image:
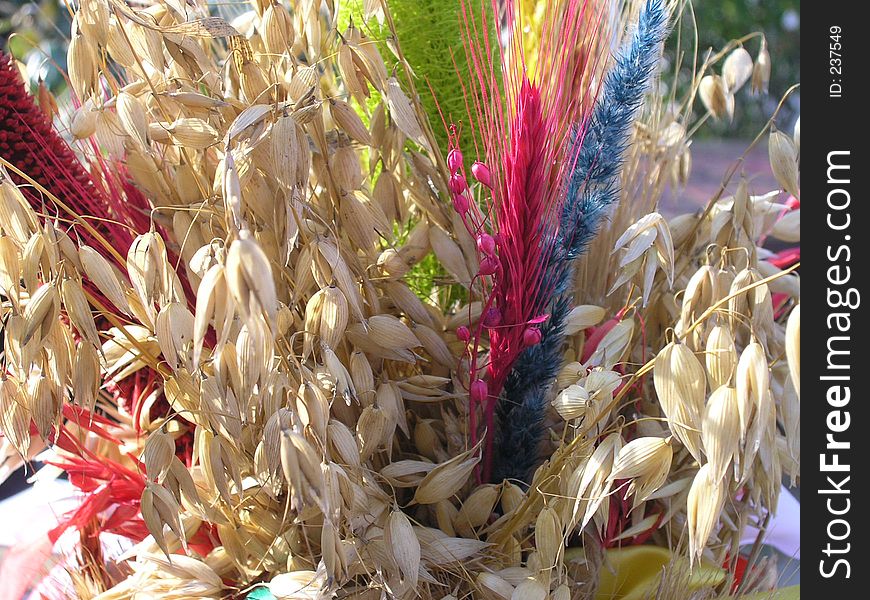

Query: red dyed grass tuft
left=0, top=52, right=139, bottom=251
left=452, top=0, right=608, bottom=479
left=487, top=78, right=550, bottom=402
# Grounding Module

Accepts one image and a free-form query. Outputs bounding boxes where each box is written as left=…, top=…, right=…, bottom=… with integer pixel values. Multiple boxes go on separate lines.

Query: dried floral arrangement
left=0, top=0, right=799, bottom=599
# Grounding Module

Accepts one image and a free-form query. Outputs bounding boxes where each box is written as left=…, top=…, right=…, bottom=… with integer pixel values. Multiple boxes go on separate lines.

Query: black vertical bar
left=802, top=2, right=865, bottom=595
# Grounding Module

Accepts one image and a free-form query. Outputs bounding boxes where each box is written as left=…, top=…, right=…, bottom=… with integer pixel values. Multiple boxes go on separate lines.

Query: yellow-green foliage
left=339, top=0, right=500, bottom=152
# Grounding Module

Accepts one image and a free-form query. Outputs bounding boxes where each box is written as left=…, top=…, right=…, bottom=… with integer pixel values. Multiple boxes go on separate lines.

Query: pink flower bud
left=476, top=233, right=496, bottom=256
left=456, top=325, right=471, bottom=342
left=483, top=306, right=502, bottom=327
left=447, top=148, right=463, bottom=172
left=478, top=255, right=499, bottom=276
left=470, top=379, right=488, bottom=404
left=452, top=192, right=470, bottom=215
left=471, top=161, right=492, bottom=188
left=449, top=173, right=468, bottom=194
left=523, top=327, right=542, bottom=347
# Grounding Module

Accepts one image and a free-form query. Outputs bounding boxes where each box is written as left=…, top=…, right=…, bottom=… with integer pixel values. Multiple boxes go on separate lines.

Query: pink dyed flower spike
left=447, top=147, right=464, bottom=172
left=471, top=161, right=492, bottom=188
left=448, top=0, right=607, bottom=480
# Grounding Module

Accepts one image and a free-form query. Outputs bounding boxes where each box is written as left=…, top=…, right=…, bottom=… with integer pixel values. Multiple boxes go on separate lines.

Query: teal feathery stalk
left=491, top=0, right=670, bottom=484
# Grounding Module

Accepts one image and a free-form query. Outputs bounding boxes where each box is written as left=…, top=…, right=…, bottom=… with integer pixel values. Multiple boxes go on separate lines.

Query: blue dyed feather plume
left=491, top=0, right=670, bottom=483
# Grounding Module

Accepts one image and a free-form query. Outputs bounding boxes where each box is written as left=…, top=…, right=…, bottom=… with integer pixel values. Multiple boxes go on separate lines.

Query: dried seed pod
left=117, top=91, right=149, bottom=149
left=786, top=305, right=800, bottom=398
left=698, top=75, right=729, bottom=120
left=70, top=104, right=98, bottom=139
left=434, top=500, right=458, bottom=537
left=72, top=340, right=100, bottom=413
left=0, top=376, right=30, bottom=456
left=455, top=484, right=499, bottom=532
left=192, top=263, right=230, bottom=369
left=556, top=362, right=586, bottom=391
left=78, top=0, right=109, bottom=45
left=768, top=128, right=800, bottom=199
left=367, top=314, right=420, bottom=350
left=329, top=98, right=371, bottom=146
left=356, top=403, right=389, bottom=462
left=735, top=341, right=770, bottom=441
left=377, top=248, right=410, bottom=280
left=412, top=323, right=455, bottom=368
left=653, top=341, right=705, bottom=461
left=22, top=282, right=60, bottom=347
left=413, top=419, right=441, bottom=461
left=79, top=246, right=129, bottom=314
left=349, top=349, right=375, bottom=404
left=770, top=209, right=800, bottom=243
left=429, top=226, right=472, bottom=287
left=68, top=20, right=98, bottom=100
left=687, top=463, right=725, bottom=561
left=398, top=220, right=431, bottom=266
left=414, top=447, right=480, bottom=505
left=727, top=268, right=756, bottom=331
left=26, top=375, right=60, bottom=440
left=534, top=506, right=562, bottom=571
left=552, top=384, right=589, bottom=421
left=384, top=281, right=432, bottom=326
left=679, top=265, right=720, bottom=347
left=323, top=345, right=356, bottom=404
left=127, top=232, right=178, bottom=320
left=337, top=45, right=369, bottom=105
left=563, top=305, right=606, bottom=335
left=586, top=318, right=634, bottom=370
left=553, top=584, right=571, bottom=600
left=327, top=419, right=361, bottom=468
left=331, top=146, right=364, bottom=191
left=387, top=510, right=421, bottom=589
left=156, top=302, right=195, bottom=372
left=61, top=278, right=100, bottom=348
left=512, top=579, right=548, bottom=600
left=501, top=482, right=525, bottom=515
left=571, top=433, right=621, bottom=529
left=338, top=190, right=384, bottom=253
left=0, top=235, right=21, bottom=302
left=268, top=115, right=306, bottom=191
left=304, top=286, right=348, bottom=358
left=702, top=385, right=740, bottom=482
left=168, top=118, right=219, bottom=149
left=261, top=3, right=295, bottom=56
left=225, top=230, right=278, bottom=328
left=477, top=572, right=515, bottom=600
left=320, top=519, right=346, bottom=581
left=722, top=47, right=753, bottom=92
left=373, top=171, right=403, bottom=224
left=609, top=436, right=673, bottom=505
left=705, top=324, right=737, bottom=389
left=143, top=430, right=176, bottom=483
left=752, top=37, right=771, bottom=94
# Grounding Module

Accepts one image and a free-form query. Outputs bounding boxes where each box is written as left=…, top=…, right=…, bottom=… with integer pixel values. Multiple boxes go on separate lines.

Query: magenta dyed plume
left=449, top=0, right=607, bottom=479
left=0, top=52, right=145, bottom=251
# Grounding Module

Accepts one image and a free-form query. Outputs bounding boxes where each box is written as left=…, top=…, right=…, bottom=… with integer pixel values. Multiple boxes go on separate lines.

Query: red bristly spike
left=451, top=1, right=606, bottom=479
